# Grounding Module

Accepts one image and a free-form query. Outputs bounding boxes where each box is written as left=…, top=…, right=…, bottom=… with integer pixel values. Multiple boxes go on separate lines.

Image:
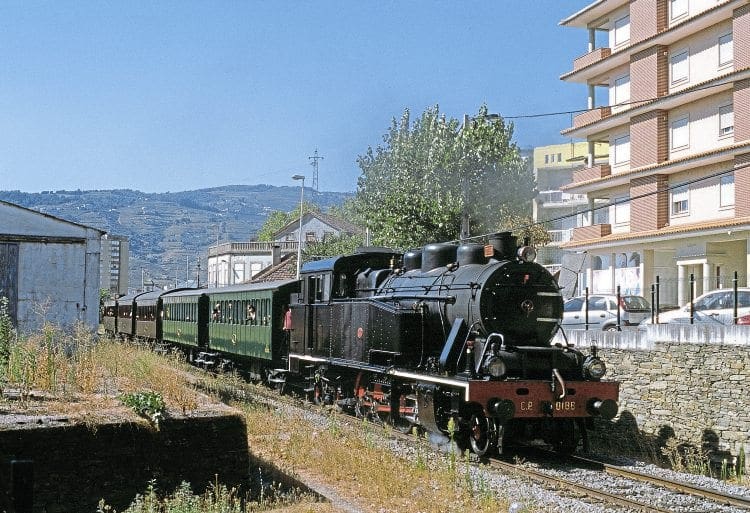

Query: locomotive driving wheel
left=469, top=413, right=497, bottom=457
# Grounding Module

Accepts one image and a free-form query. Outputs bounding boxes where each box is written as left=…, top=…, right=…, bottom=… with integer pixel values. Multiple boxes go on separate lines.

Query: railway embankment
left=555, top=325, right=750, bottom=467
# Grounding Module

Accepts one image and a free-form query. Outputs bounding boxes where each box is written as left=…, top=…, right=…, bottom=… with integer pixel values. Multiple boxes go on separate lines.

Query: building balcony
left=572, top=164, right=611, bottom=184
left=548, top=229, right=574, bottom=244
left=571, top=224, right=612, bottom=242
left=572, top=47, right=611, bottom=73
left=208, top=240, right=299, bottom=257
left=572, top=106, right=611, bottom=131
left=537, top=191, right=589, bottom=207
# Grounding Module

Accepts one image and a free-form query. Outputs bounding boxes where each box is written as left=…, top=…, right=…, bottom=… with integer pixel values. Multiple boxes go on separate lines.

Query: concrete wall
left=554, top=326, right=750, bottom=461
left=0, top=413, right=249, bottom=513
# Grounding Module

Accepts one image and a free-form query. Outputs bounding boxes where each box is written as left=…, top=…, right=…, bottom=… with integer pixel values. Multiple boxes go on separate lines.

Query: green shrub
left=120, top=391, right=166, bottom=427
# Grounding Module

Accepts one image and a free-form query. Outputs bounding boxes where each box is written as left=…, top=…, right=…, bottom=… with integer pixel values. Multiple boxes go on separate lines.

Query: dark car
left=562, top=294, right=651, bottom=331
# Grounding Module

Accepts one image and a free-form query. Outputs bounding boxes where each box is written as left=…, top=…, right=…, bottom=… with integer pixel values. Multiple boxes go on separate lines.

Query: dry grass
left=0, top=323, right=203, bottom=422
left=238, top=401, right=513, bottom=513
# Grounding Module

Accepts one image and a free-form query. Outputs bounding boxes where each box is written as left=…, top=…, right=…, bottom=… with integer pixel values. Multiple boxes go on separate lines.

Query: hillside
left=0, top=185, right=351, bottom=290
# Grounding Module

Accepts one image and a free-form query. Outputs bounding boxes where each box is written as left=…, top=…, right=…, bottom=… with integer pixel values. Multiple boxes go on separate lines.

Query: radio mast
left=308, top=149, right=324, bottom=193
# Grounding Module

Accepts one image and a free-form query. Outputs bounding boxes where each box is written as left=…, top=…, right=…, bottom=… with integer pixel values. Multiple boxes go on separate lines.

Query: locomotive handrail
left=369, top=294, right=457, bottom=304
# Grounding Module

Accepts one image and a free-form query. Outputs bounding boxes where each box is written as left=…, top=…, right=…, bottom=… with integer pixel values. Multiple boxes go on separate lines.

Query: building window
left=671, top=50, right=689, bottom=84
left=671, top=184, right=689, bottom=215
left=305, top=232, right=317, bottom=242
left=720, top=174, right=735, bottom=207
left=613, top=134, right=630, bottom=165
left=614, top=195, right=630, bottom=225
left=719, top=104, right=734, bottom=136
left=557, top=153, right=562, bottom=162
left=670, top=0, right=688, bottom=20
left=544, top=154, right=549, bottom=164
left=613, top=15, right=630, bottom=46
left=614, top=74, right=630, bottom=105
left=719, top=33, right=733, bottom=67
left=671, top=116, right=689, bottom=149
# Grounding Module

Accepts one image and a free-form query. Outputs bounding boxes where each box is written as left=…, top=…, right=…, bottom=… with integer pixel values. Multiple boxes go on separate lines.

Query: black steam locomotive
left=285, top=232, right=618, bottom=455
left=103, top=232, right=618, bottom=455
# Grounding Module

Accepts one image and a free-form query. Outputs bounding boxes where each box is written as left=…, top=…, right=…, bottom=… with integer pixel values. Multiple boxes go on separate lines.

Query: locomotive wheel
left=469, top=413, right=496, bottom=457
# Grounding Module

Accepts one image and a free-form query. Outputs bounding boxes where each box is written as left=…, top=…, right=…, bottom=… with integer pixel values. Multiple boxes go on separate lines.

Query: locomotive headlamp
left=517, top=246, right=537, bottom=263
left=483, top=356, right=507, bottom=378
left=583, top=356, right=607, bottom=380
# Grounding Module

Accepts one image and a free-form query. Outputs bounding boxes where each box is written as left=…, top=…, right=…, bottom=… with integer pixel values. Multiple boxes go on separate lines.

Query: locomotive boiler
left=287, top=232, right=619, bottom=455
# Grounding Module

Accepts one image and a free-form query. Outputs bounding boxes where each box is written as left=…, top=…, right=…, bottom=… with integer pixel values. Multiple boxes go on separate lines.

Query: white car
left=649, top=288, right=750, bottom=325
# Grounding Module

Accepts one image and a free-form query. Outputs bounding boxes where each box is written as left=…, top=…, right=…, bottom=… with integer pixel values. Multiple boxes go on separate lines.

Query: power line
left=453, top=159, right=749, bottom=244
left=502, top=80, right=732, bottom=120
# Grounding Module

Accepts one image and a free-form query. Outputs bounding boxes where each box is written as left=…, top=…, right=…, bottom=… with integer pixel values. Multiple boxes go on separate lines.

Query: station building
left=559, top=0, right=750, bottom=305
left=0, top=200, right=103, bottom=333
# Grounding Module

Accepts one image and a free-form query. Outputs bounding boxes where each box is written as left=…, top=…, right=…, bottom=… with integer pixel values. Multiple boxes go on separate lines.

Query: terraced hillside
left=0, top=185, right=350, bottom=290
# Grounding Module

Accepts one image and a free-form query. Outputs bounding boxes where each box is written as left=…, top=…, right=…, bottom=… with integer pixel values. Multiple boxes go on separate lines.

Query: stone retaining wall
left=0, top=412, right=249, bottom=513
left=557, top=325, right=750, bottom=464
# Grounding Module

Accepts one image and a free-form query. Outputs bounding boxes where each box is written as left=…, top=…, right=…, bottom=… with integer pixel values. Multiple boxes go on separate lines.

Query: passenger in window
left=212, top=303, right=221, bottom=322
left=246, top=304, right=257, bottom=324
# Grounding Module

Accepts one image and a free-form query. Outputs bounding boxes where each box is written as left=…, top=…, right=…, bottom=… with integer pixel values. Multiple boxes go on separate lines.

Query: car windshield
left=622, top=296, right=650, bottom=309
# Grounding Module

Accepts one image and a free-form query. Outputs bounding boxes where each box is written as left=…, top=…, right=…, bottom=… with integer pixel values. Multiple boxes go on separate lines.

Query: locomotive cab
left=289, top=248, right=418, bottom=370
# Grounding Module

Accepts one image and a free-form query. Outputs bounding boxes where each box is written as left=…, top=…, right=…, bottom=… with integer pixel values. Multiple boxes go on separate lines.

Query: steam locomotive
left=103, top=232, right=618, bottom=455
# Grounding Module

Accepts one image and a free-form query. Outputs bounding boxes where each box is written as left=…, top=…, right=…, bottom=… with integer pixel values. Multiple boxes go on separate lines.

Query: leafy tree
left=303, top=233, right=365, bottom=260
left=355, top=105, right=539, bottom=250
left=255, top=201, right=320, bottom=241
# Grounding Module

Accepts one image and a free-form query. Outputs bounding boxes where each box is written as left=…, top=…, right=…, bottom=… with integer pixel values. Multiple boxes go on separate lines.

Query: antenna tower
left=308, top=149, right=324, bottom=192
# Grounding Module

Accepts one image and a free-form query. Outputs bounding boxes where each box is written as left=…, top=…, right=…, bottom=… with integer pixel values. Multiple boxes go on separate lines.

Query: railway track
left=570, top=453, right=750, bottom=511
left=198, top=371, right=750, bottom=512
left=489, top=449, right=750, bottom=512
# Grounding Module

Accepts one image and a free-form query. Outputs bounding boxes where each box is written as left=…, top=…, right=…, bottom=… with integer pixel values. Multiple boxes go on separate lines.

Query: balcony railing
left=208, top=241, right=299, bottom=257
left=572, top=106, right=611, bottom=130
left=572, top=47, right=611, bottom=73
left=548, top=229, right=574, bottom=244
left=572, top=164, right=611, bottom=184
left=537, top=191, right=589, bottom=206
left=571, top=224, right=612, bottom=242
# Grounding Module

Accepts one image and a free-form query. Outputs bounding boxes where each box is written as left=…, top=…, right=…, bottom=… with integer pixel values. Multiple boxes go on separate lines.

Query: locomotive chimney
left=487, top=232, right=517, bottom=260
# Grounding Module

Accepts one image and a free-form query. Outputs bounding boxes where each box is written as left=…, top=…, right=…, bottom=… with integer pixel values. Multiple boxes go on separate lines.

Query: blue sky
left=1, top=1, right=589, bottom=193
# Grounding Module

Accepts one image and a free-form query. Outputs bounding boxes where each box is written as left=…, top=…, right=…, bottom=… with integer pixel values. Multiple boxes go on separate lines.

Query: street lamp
left=292, top=174, right=306, bottom=278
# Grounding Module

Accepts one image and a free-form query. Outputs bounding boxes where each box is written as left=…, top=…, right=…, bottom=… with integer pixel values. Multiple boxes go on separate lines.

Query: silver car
left=561, top=294, right=651, bottom=331
left=649, top=288, right=750, bottom=325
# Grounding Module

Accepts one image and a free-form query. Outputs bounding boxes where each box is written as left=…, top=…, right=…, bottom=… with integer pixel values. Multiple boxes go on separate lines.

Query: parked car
left=561, top=294, right=651, bottom=331
left=644, top=288, right=750, bottom=325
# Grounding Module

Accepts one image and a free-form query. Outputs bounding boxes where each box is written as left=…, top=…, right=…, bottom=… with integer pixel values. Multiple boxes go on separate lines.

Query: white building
left=559, top=0, right=750, bottom=305
left=0, top=200, right=103, bottom=333
left=207, top=212, right=362, bottom=287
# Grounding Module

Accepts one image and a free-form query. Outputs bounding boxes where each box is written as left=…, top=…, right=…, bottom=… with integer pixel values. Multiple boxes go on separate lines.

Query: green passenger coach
left=206, top=280, right=299, bottom=378
left=162, top=289, right=210, bottom=350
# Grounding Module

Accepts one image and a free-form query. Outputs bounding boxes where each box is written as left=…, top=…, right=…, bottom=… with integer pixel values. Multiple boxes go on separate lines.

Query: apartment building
left=533, top=142, right=608, bottom=272
left=559, top=0, right=749, bottom=305
left=100, top=234, right=129, bottom=297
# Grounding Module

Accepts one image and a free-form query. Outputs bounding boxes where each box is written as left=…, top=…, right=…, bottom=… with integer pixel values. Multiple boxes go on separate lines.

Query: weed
left=120, top=391, right=166, bottom=427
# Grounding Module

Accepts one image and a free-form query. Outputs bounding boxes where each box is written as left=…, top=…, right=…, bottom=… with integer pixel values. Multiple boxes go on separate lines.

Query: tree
left=355, top=105, right=540, bottom=250
left=256, top=202, right=320, bottom=242
left=303, top=233, right=365, bottom=260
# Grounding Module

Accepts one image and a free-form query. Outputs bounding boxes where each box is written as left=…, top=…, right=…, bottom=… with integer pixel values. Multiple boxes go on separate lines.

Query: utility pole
left=308, top=148, right=324, bottom=193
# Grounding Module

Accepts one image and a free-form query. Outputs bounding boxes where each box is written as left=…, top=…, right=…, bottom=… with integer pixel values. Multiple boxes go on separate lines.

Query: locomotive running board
left=289, top=354, right=471, bottom=400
